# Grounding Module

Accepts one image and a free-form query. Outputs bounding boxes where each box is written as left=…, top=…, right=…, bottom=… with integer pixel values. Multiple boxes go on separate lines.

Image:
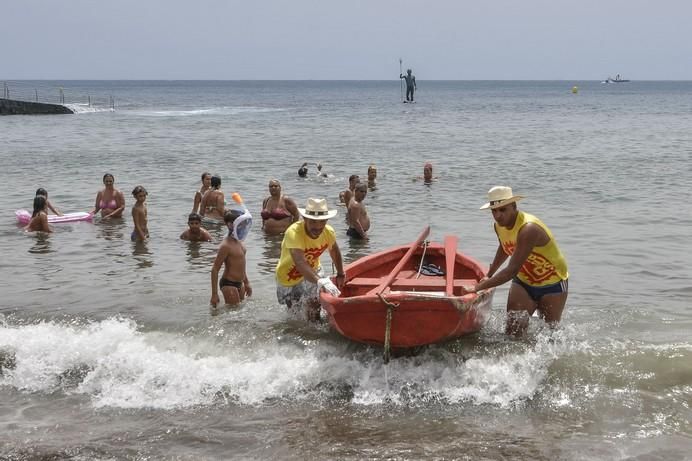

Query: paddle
left=443, top=235, right=458, bottom=296
left=399, top=58, right=404, bottom=103
left=368, top=226, right=430, bottom=295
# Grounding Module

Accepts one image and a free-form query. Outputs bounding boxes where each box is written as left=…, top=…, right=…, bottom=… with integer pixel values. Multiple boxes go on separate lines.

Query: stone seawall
left=0, top=98, right=74, bottom=115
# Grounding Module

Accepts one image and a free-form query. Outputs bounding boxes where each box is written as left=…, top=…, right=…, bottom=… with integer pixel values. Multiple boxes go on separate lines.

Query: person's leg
left=221, top=284, right=244, bottom=306
left=505, top=281, right=537, bottom=336
left=537, top=291, right=568, bottom=327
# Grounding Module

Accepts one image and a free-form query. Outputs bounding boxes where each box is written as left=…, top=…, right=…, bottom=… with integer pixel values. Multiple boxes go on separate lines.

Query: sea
left=1, top=80, right=691, bottom=460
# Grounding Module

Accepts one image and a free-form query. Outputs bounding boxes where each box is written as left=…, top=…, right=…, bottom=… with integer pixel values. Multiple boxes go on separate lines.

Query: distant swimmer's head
left=423, top=162, right=433, bottom=181
left=201, top=172, right=212, bottom=184
left=35, top=187, right=48, bottom=198
left=367, top=165, right=377, bottom=180
left=210, top=175, right=221, bottom=189
left=298, top=165, right=308, bottom=177
left=349, top=174, right=360, bottom=188
left=103, top=173, right=115, bottom=185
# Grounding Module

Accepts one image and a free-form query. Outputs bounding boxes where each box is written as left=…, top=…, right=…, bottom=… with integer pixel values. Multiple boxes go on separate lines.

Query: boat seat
left=347, top=277, right=477, bottom=289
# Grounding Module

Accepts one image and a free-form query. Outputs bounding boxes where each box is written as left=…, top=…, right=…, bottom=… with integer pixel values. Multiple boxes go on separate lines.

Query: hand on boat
left=460, top=284, right=477, bottom=295
left=318, top=277, right=341, bottom=297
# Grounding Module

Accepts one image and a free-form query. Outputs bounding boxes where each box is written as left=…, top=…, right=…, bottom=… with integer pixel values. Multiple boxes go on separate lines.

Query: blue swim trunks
left=512, top=277, right=568, bottom=302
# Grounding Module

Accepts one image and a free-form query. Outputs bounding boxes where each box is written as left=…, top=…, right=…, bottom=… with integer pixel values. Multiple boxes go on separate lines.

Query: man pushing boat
left=275, top=198, right=346, bottom=321
left=462, top=186, right=569, bottom=336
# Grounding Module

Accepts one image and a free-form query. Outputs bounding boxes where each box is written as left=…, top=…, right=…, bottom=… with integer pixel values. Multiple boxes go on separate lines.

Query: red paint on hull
left=320, top=234, right=495, bottom=348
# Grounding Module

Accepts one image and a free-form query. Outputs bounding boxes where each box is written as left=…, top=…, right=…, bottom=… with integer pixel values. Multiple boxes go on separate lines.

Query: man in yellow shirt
left=276, top=198, right=345, bottom=321
left=463, top=186, right=569, bottom=336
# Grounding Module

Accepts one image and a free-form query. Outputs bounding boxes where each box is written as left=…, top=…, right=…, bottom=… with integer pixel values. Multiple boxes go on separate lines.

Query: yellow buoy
left=571, top=86, right=579, bottom=94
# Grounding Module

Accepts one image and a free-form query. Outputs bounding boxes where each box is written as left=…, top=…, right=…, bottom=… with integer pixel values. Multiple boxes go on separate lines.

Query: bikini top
left=261, top=208, right=292, bottom=221
left=99, top=199, right=117, bottom=209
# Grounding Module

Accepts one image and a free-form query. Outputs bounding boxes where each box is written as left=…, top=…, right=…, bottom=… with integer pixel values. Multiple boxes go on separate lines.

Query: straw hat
left=479, top=186, right=525, bottom=210
left=298, top=198, right=338, bottom=220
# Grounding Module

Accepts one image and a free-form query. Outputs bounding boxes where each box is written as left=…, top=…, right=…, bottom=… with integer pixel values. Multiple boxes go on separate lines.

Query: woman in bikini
left=25, top=195, right=52, bottom=233
left=199, top=175, right=225, bottom=223
left=191, top=172, right=212, bottom=214
left=92, top=173, right=125, bottom=220
left=260, top=179, right=300, bottom=235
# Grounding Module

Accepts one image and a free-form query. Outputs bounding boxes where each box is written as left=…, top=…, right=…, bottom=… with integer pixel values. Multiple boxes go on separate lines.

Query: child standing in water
left=210, top=206, right=253, bottom=307
left=25, top=195, right=52, bottom=233
left=131, top=186, right=149, bottom=241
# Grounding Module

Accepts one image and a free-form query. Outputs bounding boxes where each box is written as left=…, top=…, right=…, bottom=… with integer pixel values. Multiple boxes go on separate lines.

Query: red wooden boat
left=320, top=227, right=494, bottom=360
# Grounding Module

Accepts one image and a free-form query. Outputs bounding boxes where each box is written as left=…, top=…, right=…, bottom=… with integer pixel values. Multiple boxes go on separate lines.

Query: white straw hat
left=298, top=198, right=338, bottom=220
left=480, top=186, right=525, bottom=210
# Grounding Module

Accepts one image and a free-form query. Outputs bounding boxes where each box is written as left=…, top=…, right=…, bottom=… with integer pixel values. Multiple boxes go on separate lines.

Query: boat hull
left=320, top=237, right=494, bottom=348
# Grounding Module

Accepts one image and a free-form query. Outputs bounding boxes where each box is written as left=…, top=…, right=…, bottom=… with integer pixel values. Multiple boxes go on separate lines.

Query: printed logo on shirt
left=286, top=244, right=328, bottom=281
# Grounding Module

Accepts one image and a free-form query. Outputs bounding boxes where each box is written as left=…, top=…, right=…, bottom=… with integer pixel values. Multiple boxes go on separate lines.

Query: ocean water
left=1, top=80, right=691, bottom=460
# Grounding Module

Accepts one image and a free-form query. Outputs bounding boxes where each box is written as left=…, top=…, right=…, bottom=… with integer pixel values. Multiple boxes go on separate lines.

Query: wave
left=136, top=106, right=286, bottom=117
left=0, top=317, right=575, bottom=410
left=64, top=103, right=114, bottom=114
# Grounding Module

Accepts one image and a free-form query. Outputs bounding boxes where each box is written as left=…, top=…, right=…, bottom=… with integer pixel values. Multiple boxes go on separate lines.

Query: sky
left=3, top=0, right=691, bottom=80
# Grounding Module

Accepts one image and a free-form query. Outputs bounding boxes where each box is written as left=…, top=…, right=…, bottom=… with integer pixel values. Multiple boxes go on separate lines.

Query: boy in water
left=180, top=212, right=212, bottom=242
left=131, top=185, right=149, bottom=241
left=210, top=209, right=252, bottom=307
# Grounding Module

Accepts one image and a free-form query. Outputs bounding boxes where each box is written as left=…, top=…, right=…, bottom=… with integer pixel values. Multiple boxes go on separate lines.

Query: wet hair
left=223, top=208, right=244, bottom=224
left=188, top=212, right=202, bottom=223
left=201, top=172, right=211, bottom=181
left=298, top=166, right=308, bottom=177
left=210, top=176, right=221, bottom=189
left=355, top=183, right=368, bottom=192
left=368, top=165, right=377, bottom=173
left=103, top=173, right=114, bottom=183
left=32, top=195, right=47, bottom=217
left=349, top=174, right=360, bottom=183
left=35, top=187, right=48, bottom=198
left=131, top=185, right=147, bottom=197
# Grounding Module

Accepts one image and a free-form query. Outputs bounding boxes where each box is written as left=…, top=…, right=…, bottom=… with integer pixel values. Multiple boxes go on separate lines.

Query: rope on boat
left=377, top=293, right=399, bottom=364
left=415, top=240, right=429, bottom=279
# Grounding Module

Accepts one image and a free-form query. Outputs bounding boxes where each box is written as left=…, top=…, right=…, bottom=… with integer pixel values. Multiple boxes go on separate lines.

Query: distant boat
left=603, top=74, right=630, bottom=83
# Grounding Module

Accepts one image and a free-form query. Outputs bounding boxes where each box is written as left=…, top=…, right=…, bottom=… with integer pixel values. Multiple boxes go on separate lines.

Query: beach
left=1, top=80, right=691, bottom=460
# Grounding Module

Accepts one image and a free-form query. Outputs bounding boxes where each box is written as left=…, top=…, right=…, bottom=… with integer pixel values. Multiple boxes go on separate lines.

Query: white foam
left=138, top=106, right=286, bottom=117
left=0, top=317, right=576, bottom=410
left=64, top=103, right=113, bottom=114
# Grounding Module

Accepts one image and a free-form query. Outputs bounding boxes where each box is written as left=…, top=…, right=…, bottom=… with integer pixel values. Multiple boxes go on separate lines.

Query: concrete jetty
left=0, top=98, right=74, bottom=115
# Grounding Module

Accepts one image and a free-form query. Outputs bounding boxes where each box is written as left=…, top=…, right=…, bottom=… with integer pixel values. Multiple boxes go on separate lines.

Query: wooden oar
left=368, top=226, right=430, bottom=295
left=443, top=235, right=458, bottom=296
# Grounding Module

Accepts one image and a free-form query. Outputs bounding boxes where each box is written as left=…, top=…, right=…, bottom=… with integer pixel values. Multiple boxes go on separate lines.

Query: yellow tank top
left=494, top=211, right=568, bottom=286
left=276, top=221, right=336, bottom=286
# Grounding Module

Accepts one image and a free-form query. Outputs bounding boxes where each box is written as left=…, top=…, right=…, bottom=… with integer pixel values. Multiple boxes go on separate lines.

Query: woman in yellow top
left=464, top=186, right=569, bottom=336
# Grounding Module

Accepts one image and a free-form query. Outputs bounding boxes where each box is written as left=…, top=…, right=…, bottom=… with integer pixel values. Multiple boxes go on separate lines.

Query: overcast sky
left=3, top=0, right=691, bottom=80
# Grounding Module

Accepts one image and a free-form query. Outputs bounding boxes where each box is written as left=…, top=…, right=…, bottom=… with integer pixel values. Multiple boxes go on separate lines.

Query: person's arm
left=284, top=197, right=300, bottom=223
left=210, top=244, right=228, bottom=306
left=413, top=77, right=416, bottom=89
left=289, top=248, right=321, bottom=284
left=47, top=200, right=63, bottom=216
left=472, top=224, right=543, bottom=292
left=92, top=191, right=102, bottom=215
left=192, top=191, right=202, bottom=214
left=328, top=241, right=346, bottom=288
left=201, top=229, right=213, bottom=242
left=180, top=230, right=188, bottom=240
left=242, top=245, right=252, bottom=297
